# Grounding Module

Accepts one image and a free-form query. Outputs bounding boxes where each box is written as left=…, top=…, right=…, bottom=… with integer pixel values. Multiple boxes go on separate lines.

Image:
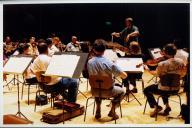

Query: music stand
left=3, top=55, right=34, bottom=120
left=148, top=48, right=163, bottom=60
left=148, top=48, right=162, bottom=83
left=44, top=52, right=88, bottom=97
left=115, top=58, right=143, bottom=105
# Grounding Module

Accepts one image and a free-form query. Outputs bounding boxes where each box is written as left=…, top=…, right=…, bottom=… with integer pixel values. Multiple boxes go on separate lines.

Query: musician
left=44, top=38, right=56, bottom=57
left=28, top=36, right=39, bottom=56
left=51, top=37, right=60, bottom=53
left=123, top=41, right=145, bottom=93
left=87, top=39, right=127, bottom=120
left=31, top=42, right=78, bottom=103
left=143, top=43, right=186, bottom=117
left=17, top=43, right=38, bottom=83
left=4, top=36, right=14, bottom=57
left=66, top=36, right=81, bottom=52
left=111, top=17, right=140, bottom=47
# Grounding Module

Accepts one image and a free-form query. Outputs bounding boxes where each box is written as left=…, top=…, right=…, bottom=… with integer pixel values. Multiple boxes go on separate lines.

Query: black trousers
left=25, top=77, right=38, bottom=84
left=143, top=84, right=178, bottom=108
left=123, top=73, right=142, bottom=87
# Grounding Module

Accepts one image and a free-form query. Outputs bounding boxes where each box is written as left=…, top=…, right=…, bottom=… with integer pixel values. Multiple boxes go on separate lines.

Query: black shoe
left=131, top=88, right=138, bottom=93
left=108, top=111, right=119, bottom=120
left=150, top=106, right=163, bottom=117
left=163, top=107, right=171, bottom=116
left=95, top=110, right=101, bottom=119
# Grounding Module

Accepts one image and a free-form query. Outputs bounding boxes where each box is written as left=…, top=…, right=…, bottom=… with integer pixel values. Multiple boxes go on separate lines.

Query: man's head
left=72, top=36, right=78, bottom=44
left=18, top=43, right=30, bottom=55
left=37, top=41, right=48, bottom=54
left=125, top=17, right=133, bottom=29
left=5, top=36, right=11, bottom=44
left=30, top=36, right=37, bottom=47
left=45, top=38, right=53, bottom=48
left=93, top=39, right=106, bottom=56
left=163, top=43, right=177, bottom=58
left=30, top=37, right=36, bottom=43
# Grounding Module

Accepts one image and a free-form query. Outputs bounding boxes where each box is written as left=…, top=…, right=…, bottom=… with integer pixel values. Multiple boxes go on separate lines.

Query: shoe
left=163, top=107, right=171, bottom=116
left=150, top=106, right=163, bottom=117
left=95, top=110, right=101, bottom=119
left=130, top=88, right=138, bottom=93
left=108, top=111, right=119, bottom=120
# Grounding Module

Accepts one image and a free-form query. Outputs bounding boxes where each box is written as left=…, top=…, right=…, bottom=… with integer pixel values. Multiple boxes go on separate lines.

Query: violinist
left=66, top=36, right=81, bottom=52
left=123, top=41, right=146, bottom=93
left=51, top=37, right=61, bottom=53
left=4, top=36, right=14, bottom=57
left=143, top=43, right=186, bottom=118
left=28, top=36, right=39, bottom=56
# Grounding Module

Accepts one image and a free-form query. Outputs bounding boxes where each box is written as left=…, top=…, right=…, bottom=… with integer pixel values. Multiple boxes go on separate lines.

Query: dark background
left=3, top=3, right=190, bottom=52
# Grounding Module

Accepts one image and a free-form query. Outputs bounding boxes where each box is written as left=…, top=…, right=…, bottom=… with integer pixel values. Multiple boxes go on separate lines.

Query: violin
left=106, top=42, right=129, bottom=53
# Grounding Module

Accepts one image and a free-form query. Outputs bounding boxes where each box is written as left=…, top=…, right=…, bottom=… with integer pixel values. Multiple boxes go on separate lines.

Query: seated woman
left=123, top=41, right=145, bottom=93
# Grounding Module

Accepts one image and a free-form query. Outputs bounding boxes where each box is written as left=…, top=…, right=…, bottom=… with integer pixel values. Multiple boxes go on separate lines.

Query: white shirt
left=175, top=49, right=189, bottom=66
left=66, top=42, right=80, bottom=52
left=48, top=44, right=60, bottom=57
left=31, top=54, right=61, bottom=85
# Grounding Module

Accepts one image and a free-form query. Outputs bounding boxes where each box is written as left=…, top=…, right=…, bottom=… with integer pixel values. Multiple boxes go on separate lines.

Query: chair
left=143, top=73, right=182, bottom=121
left=34, top=71, right=60, bottom=112
left=84, top=75, right=122, bottom=124
left=21, top=77, right=38, bottom=105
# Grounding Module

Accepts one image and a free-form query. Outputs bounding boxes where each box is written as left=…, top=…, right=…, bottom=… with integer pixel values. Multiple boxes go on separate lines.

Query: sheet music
left=103, top=49, right=118, bottom=62
left=116, top=49, right=125, bottom=57
left=151, top=48, right=162, bottom=59
left=3, top=56, right=33, bottom=74
left=115, top=58, right=144, bottom=72
left=45, top=54, right=80, bottom=77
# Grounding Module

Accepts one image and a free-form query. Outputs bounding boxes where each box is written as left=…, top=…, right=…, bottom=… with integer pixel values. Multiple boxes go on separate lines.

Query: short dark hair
left=38, top=39, right=45, bottom=44
left=93, top=39, right=106, bottom=53
left=125, top=17, right=133, bottom=23
left=37, top=42, right=48, bottom=54
left=163, top=43, right=177, bottom=56
left=45, top=38, right=52, bottom=46
left=18, top=43, right=30, bottom=54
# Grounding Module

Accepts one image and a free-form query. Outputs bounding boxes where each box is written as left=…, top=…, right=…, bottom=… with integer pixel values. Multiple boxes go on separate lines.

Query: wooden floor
left=3, top=71, right=186, bottom=126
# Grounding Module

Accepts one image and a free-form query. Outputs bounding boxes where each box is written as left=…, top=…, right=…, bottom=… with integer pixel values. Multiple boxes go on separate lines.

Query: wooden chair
left=84, top=75, right=122, bottom=124
left=143, top=73, right=182, bottom=121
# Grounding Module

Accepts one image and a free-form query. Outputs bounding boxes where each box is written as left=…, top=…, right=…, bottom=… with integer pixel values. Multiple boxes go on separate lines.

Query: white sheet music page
left=116, top=49, right=125, bottom=56
left=103, top=49, right=118, bottom=62
left=3, top=57, right=33, bottom=74
left=151, top=48, right=162, bottom=59
left=45, top=54, right=80, bottom=77
left=116, top=58, right=144, bottom=72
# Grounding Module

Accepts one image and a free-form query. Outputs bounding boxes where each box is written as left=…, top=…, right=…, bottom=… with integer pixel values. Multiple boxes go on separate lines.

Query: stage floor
left=3, top=71, right=186, bottom=126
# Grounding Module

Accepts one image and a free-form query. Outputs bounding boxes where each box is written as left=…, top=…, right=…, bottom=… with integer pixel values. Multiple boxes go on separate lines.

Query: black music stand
left=44, top=52, right=88, bottom=123
left=45, top=52, right=88, bottom=97
left=115, top=58, right=143, bottom=105
left=147, top=48, right=162, bottom=83
left=3, top=55, right=34, bottom=120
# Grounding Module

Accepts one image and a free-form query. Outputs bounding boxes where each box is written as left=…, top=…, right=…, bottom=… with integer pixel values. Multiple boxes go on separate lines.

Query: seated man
left=87, top=39, right=127, bottom=120
left=66, top=36, right=81, bottom=52
left=31, top=41, right=78, bottom=102
left=143, top=43, right=186, bottom=117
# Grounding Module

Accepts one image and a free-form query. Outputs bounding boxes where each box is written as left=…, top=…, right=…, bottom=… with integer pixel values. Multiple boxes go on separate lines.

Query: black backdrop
left=3, top=3, right=190, bottom=52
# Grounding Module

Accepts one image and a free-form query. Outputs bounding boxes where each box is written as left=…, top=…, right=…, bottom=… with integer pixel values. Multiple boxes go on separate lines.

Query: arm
left=125, top=26, right=140, bottom=42
left=111, top=32, right=120, bottom=37
left=119, top=71, right=127, bottom=79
